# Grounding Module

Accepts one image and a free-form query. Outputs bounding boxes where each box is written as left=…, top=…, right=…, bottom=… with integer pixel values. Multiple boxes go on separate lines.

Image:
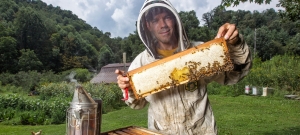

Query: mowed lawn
left=0, top=95, right=299, bottom=135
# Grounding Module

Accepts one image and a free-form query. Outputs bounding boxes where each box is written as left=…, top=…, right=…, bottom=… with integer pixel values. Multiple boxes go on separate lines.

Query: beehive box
left=127, top=38, right=233, bottom=99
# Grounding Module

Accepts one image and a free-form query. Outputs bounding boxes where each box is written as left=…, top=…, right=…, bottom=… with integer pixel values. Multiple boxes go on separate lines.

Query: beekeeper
left=115, top=0, right=252, bottom=134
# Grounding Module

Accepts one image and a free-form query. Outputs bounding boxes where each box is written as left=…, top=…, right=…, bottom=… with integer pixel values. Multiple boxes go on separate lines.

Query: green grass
left=211, top=95, right=300, bottom=135
left=0, top=95, right=299, bottom=135
left=100, top=104, right=148, bottom=132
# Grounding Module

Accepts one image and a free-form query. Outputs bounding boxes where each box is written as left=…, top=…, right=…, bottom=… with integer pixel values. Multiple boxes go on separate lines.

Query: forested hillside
left=0, top=0, right=299, bottom=74
left=0, top=0, right=144, bottom=74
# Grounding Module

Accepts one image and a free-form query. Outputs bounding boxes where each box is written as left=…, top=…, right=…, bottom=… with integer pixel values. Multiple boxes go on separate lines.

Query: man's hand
left=115, top=69, right=131, bottom=90
left=215, top=23, right=240, bottom=45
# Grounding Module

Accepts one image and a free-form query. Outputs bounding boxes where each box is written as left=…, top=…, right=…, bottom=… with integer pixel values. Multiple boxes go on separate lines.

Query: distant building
left=90, top=63, right=131, bottom=84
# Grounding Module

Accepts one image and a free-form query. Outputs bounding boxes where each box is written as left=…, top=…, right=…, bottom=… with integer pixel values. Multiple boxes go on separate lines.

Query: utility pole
left=254, top=28, right=256, bottom=57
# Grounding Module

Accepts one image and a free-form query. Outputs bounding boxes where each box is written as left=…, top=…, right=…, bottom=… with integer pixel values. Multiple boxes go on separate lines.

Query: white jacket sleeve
left=213, top=34, right=252, bottom=85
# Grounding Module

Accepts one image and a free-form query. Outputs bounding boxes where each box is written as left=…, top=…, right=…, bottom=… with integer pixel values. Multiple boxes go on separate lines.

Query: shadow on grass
left=264, top=126, right=300, bottom=135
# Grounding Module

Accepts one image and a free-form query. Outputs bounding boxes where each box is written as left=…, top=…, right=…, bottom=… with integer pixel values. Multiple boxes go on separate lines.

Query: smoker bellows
left=127, top=38, right=233, bottom=99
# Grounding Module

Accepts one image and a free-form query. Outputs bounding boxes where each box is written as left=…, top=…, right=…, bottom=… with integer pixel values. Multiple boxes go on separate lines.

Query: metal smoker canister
left=66, top=86, right=101, bottom=135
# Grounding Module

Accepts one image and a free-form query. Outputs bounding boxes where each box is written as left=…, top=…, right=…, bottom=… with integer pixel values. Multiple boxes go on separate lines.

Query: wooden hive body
left=128, top=38, right=233, bottom=99
left=100, top=126, right=163, bottom=135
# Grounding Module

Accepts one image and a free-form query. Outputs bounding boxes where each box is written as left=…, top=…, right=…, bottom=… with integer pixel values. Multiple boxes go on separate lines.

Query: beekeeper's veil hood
left=137, top=0, right=190, bottom=59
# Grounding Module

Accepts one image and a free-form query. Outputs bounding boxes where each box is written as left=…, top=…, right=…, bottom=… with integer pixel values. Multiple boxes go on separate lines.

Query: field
left=0, top=95, right=299, bottom=135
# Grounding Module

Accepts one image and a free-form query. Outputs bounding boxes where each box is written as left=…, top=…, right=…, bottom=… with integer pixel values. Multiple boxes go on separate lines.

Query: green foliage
left=0, top=70, right=67, bottom=92
left=286, top=33, right=300, bottom=54
left=18, top=49, right=43, bottom=71
left=37, top=82, right=73, bottom=100
left=0, top=81, right=125, bottom=125
left=245, top=55, right=300, bottom=93
left=82, top=83, right=126, bottom=113
left=277, top=0, right=300, bottom=22
left=0, top=84, right=23, bottom=93
left=74, top=68, right=92, bottom=82
left=0, top=108, right=15, bottom=122
left=98, top=44, right=115, bottom=68
left=20, top=111, right=46, bottom=125
left=0, top=71, right=40, bottom=91
left=14, top=6, right=48, bottom=52
left=59, top=68, right=93, bottom=83
left=221, top=0, right=300, bottom=22
left=0, top=0, right=18, bottom=21
left=179, top=10, right=206, bottom=41
left=0, top=0, right=105, bottom=73
left=221, top=0, right=272, bottom=7
left=199, top=6, right=299, bottom=60
left=208, top=55, right=300, bottom=96
left=0, top=36, right=18, bottom=73
left=121, top=31, right=145, bottom=62
left=0, top=93, right=69, bottom=125
left=208, top=82, right=244, bottom=97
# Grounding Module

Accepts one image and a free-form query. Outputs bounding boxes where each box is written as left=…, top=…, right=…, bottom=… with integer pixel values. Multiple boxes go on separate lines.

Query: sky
left=42, top=0, right=283, bottom=38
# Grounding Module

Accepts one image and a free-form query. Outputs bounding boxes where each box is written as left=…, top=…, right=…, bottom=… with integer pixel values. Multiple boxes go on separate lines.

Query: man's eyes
left=165, top=16, right=172, bottom=20
left=151, top=19, right=158, bottom=23
left=151, top=15, right=173, bottom=24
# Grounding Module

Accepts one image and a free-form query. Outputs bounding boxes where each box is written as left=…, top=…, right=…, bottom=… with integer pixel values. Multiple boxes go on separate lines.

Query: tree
left=0, top=0, right=19, bottom=22
left=122, top=31, right=145, bottom=62
left=202, top=12, right=213, bottom=28
left=179, top=10, right=201, bottom=40
left=221, top=0, right=300, bottom=21
left=58, top=31, right=96, bottom=71
left=252, top=26, right=286, bottom=60
left=15, top=7, right=47, bottom=50
left=179, top=10, right=217, bottom=42
left=18, top=49, right=43, bottom=71
left=0, top=37, right=18, bottom=72
left=277, top=0, right=300, bottom=22
left=285, top=33, right=300, bottom=55
left=98, top=44, right=114, bottom=68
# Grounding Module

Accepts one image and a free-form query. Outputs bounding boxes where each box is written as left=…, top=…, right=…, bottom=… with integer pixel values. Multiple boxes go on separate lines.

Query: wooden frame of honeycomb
left=127, top=38, right=233, bottom=99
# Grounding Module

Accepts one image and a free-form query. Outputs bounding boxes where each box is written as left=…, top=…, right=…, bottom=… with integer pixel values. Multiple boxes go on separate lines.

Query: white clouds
left=105, top=0, right=117, bottom=10
left=42, top=0, right=282, bottom=37
left=172, top=0, right=209, bottom=11
left=110, top=0, right=138, bottom=37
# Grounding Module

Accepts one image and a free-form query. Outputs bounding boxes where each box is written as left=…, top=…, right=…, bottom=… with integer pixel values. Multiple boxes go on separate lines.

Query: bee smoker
left=66, top=86, right=101, bottom=135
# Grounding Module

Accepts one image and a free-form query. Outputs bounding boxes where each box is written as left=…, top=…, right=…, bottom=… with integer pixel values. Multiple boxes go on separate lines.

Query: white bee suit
left=122, top=0, right=252, bottom=134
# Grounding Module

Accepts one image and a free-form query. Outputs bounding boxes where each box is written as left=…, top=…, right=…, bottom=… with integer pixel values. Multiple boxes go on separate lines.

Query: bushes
left=0, top=84, right=23, bottom=93
left=75, top=68, right=93, bottom=82
left=20, top=111, right=46, bottom=125
left=0, top=70, right=64, bottom=92
left=0, top=68, right=118, bottom=125
left=0, top=93, right=69, bottom=125
left=38, top=82, right=73, bottom=100
left=82, top=83, right=125, bottom=113
left=0, top=82, right=125, bottom=125
left=0, top=108, right=15, bottom=122
left=207, top=82, right=244, bottom=97
left=61, top=68, right=93, bottom=83
left=208, top=55, right=300, bottom=96
left=241, top=55, right=300, bottom=95
left=0, top=68, right=91, bottom=93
